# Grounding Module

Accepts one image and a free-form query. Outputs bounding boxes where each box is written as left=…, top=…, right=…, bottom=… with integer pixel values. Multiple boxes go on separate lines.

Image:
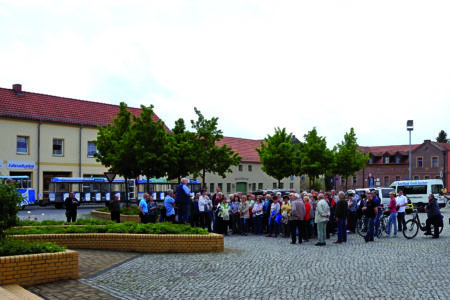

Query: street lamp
left=407, top=120, right=414, bottom=180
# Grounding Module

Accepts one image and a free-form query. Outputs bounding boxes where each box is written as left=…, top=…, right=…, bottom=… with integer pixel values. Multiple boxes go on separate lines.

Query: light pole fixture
left=407, top=120, right=414, bottom=180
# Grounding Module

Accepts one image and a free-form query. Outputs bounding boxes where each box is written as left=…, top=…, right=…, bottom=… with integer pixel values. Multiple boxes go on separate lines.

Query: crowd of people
left=133, top=180, right=443, bottom=244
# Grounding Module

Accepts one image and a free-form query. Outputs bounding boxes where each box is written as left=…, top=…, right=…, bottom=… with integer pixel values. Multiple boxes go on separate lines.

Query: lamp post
left=407, top=120, right=414, bottom=180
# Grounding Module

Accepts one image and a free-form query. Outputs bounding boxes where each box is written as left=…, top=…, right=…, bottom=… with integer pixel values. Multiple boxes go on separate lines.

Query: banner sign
left=7, top=160, right=35, bottom=169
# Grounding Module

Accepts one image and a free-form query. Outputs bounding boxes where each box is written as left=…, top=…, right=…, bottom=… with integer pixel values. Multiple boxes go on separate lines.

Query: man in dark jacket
left=64, top=193, right=79, bottom=222
left=425, top=194, right=441, bottom=238
left=109, top=195, right=121, bottom=223
left=334, top=191, right=349, bottom=244
left=176, top=178, right=192, bottom=225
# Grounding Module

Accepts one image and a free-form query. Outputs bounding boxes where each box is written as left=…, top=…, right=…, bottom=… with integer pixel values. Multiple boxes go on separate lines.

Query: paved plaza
left=24, top=207, right=450, bottom=300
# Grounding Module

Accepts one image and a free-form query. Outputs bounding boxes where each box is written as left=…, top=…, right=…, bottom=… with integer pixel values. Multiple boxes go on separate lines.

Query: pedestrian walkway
left=23, top=208, right=450, bottom=299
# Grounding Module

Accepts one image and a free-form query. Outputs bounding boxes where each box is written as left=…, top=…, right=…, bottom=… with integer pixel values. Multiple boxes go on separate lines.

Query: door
left=236, top=182, right=247, bottom=194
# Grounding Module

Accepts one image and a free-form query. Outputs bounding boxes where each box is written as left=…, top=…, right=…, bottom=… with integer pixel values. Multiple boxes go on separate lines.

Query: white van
left=390, top=179, right=446, bottom=208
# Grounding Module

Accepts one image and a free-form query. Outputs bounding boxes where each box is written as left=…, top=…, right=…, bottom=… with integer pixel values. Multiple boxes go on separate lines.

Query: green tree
left=190, top=108, right=242, bottom=189
left=299, top=127, right=334, bottom=188
left=0, top=180, right=23, bottom=238
left=334, top=128, right=369, bottom=190
left=167, top=118, right=199, bottom=183
left=436, top=130, right=448, bottom=143
left=133, top=105, right=174, bottom=192
left=256, top=127, right=296, bottom=188
left=94, top=102, right=140, bottom=206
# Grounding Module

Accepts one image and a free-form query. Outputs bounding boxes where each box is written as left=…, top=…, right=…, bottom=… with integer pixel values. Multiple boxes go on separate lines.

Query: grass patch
left=0, top=238, right=66, bottom=256
left=6, top=222, right=209, bottom=235
left=96, top=205, right=143, bottom=215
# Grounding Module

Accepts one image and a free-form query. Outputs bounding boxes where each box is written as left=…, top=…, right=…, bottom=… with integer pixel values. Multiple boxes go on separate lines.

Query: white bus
left=390, top=179, right=446, bottom=208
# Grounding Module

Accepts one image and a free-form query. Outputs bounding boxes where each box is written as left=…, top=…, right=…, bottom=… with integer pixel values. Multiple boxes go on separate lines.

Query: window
left=226, top=183, right=231, bottom=193
left=431, top=157, right=438, bottom=168
left=395, top=155, right=401, bottom=163
left=396, top=176, right=400, bottom=181
left=384, top=156, right=390, bottom=164
left=52, top=139, right=64, bottom=156
left=17, top=136, right=29, bottom=154
left=273, top=182, right=277, bottom=189
left=87, top=141, right=97, bottom=157
left=209, top=183, right=214, bottom=193
left=248, top=165, right=252, bottom=172
left=289, top=182, right=294, bottom=189
left=384, top=176, right=389, bottom=187
left=369, top=156, right=373, bottom=164
left=424, top=176, right=430, bottom=180
left=238, top=165, right=243, bottom=172
left=417, top=157, right=423, bottom=168
left=341, top=177, right=345, bottom=186
left=413, top=176, right=419, bottom=180
left=431, top=184, right=444, bottom=194
left=252, top=183, right=256, bottom=191
left=435, top=175, right=440, bottom=179
left=218, top=183, right=223, bottom=191
left=279, top=182, right=284, bottom=189
left=353, top=177, right=357, bottom=186
left=258, top=183, right=263, bottom=190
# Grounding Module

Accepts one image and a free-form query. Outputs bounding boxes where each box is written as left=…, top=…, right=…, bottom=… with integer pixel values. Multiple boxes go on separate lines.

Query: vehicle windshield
left=431, top=184, right=443, bottom=194
left=380, top=188, right=394, bottom=198
left=398, top=185, right=427, bottom=195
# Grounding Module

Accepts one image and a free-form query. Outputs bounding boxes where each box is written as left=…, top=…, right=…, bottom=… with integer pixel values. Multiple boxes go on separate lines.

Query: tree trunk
left=146, top=177, right=150, bottom=195
left=345, top=178, right=348, bottom=191
left=202, top=169, right=206, bottom=190
left=124, top=176, right=129, bottom=208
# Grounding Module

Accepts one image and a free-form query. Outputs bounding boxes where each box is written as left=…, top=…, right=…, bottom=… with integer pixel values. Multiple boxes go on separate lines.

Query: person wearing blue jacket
left=176, top=178, right=192, bottom=225
left=425, top=194, right=441, bottom=238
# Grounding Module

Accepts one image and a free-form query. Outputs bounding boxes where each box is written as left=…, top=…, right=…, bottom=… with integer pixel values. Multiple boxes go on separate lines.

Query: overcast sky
left=1, top=0, right=449, bottom=147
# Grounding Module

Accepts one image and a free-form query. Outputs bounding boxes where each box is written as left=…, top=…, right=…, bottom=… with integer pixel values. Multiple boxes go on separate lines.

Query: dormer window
left=384, top=156, right=390, bottom=164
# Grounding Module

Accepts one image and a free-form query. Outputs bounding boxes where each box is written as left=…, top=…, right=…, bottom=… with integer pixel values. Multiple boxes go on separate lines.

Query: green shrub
left=0, top=180, right=23, bottom=238
left=0, top=238, right=66, bottom=256
left=17, top=218, right=115, bottom=227
left=95, top=205, right=143, bottom=216
left=6, top=222, right=209, bottom=235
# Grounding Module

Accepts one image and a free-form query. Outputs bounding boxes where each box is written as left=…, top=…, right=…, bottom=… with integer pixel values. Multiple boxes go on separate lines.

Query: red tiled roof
left=358, top=144, right=420, bottom=156
left=0, top=86, right=168, bottom=130
left=432, top=142, right=450, bottom=151
left=217, top=136, right=262, bottom=162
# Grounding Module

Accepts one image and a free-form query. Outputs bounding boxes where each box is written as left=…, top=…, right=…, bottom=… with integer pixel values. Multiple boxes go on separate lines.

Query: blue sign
left=7, top=160, right=35, bottom=170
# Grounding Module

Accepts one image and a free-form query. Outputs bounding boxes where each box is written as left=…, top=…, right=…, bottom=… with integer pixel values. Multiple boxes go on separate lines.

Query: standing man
left=315, top=194, right=330, bottom=246
left=64, top=193, right=79, bottom=223
left=396, top=190, right=408, bottom=232
left=109, top=195, right=121, bottom=223
left=138, top=193, right=150, bottom=224
left=289, top=194, right=306, bottom=244
left=372, top=191, right=382, bottom=238
left=362, top=193, right=378, bottom=242
left=425, top=194, right=441, bottom=238
left=164, top=189, right=176, bottom=223
left=334, top=191, right=348, bottom=244
left=176, top=178, right=192, bottom=225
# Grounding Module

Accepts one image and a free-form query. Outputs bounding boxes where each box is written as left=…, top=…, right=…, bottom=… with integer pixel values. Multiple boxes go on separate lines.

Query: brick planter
left=0, top=250, right=78, bottom=286
left=13, top=233, right=224, bottom=253
left=90, top=210, right=142, bottom=222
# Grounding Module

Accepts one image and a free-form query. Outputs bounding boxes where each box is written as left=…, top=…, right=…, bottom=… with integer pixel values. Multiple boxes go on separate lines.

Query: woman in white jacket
left=199, top=189, right=212, bottom=232
left=315, top=194, right=330, bottom=246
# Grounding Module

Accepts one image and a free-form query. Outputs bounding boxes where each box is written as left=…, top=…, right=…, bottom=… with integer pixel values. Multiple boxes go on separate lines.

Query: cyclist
left=425, top=194, right=441, bottom=238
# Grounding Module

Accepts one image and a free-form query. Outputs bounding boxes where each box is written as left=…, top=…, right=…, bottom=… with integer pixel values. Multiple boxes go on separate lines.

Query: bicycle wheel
left=430, top=223, right=444, bottom=235
left=357, top=216, right=367, bottom=237
left=376, top=218, right=386, bottom=238
left=403, top=219, right=419, bottom=239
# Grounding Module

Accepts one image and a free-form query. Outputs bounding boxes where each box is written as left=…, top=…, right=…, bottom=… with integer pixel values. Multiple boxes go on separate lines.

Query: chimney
left=424, top=140, right=431, bottom=143
left=12, top=84, right=23, bottom=96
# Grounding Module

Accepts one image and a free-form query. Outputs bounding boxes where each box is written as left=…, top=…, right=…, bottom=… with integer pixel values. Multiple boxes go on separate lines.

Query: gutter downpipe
left=37, top=120, right=41, bottom=204
left=79, top=125, right=83, bottom=177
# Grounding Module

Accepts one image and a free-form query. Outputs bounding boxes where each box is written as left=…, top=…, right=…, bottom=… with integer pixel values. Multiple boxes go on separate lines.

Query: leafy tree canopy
left=436, top=130, right=448, bottom=143
left=256, top=127, right=296, bottom=187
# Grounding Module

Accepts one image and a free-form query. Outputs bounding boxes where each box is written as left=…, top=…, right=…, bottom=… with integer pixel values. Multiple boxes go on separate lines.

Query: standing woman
left=281, top=195, right=291, bottom=238
left=386, top=192, right=398, bottom=237
left=230, top=194, right=241, bottom=234
left=198, top=189, right=212, bottom=232
left=303, top=196, right=311, bottom=241
left=238, top=196, right=250, bottom=235
left=217, top=196, right=230, bottom=235
left=252, top=196, right=264, bottom=235
left=314, top=194, right=330, bottom=246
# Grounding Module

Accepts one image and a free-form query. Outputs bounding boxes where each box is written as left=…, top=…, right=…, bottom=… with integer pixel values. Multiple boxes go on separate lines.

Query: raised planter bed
left=90, top=210, right=141, bottom=222
left=12, top=233, right=224, bottom=253
left=0, top=250, right=78, bottom=286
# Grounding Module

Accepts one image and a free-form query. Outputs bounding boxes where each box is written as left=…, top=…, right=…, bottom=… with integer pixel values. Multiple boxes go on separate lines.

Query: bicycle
left=402, top=209, right=444, bottom=239
left=357, top=215, right=368, bottom=237
left=376, top=208, right=389, bottom=238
